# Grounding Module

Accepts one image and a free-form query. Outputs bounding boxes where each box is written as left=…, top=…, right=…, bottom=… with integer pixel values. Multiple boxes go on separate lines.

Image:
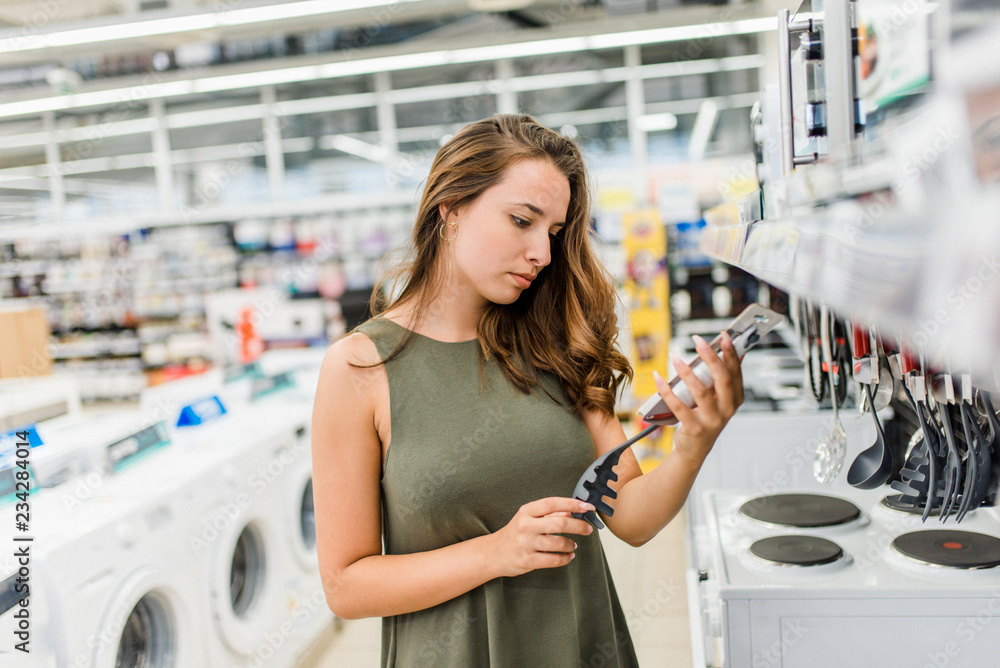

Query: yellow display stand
left=622, top=209, right=673, bottom=471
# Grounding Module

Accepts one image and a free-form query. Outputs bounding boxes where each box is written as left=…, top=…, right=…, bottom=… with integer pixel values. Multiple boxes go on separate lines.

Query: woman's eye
left=512, top=215, right=530, bottom=228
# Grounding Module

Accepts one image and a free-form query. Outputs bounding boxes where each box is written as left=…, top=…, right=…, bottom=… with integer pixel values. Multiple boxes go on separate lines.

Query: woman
left=311, top=114, right=744, bottom=666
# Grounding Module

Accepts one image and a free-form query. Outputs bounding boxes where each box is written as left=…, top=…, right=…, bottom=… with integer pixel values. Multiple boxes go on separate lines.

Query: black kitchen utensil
left=847, top=384, right=895, bottom=489
left=938, top=401, right=963, bottom=521
left=980, top=390, right=1000, bottom=506
left=956, top=399, right=978, bottom=522
left=571, top=424, right=657, bottom=529
left=892, top=382, right=939, bottom=521
left=957, top=401, right=993, bottom=522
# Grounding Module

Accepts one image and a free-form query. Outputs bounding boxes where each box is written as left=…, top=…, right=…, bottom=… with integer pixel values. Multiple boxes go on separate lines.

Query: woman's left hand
left=652, top=331, right=744, bottom=467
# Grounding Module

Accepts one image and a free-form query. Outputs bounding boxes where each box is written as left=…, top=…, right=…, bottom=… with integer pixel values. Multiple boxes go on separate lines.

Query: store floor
left=297, top=514, right=693, bottom=667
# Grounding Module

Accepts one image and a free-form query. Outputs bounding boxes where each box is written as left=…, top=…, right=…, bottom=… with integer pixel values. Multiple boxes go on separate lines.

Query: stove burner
left=749, top=535, right=844, bottom=566
left=881, top=494, right=942, bottom=517
left=892, top=530, right=1000, bottom=569
left=739, top=493, right=861, bottom=528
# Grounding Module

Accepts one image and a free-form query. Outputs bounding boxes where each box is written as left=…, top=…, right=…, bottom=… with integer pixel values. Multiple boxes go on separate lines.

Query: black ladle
left=847, top=384, right=895, bottom=489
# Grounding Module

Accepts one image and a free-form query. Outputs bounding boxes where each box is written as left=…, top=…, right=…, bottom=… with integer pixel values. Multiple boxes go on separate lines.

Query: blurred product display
left=0, top=0, right=998, bottom=666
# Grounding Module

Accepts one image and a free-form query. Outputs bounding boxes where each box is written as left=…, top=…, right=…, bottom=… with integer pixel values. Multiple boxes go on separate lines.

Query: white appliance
left=693, top=486, right=1000, bottom=668
left=0, top=376, right=80, bottom=432
left=162, top=358, right=331, bottom=668
left=0, top=411, right=210, bottom=668
left=686, top=409, right=1000, bottom=667
left=687, top=409, right=880, bottom=529
left=248, top=351, right=332, bottom=665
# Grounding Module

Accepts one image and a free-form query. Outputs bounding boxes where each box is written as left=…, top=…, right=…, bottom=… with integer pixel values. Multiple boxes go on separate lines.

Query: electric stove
left=690, top=486, right=1000, bottom=667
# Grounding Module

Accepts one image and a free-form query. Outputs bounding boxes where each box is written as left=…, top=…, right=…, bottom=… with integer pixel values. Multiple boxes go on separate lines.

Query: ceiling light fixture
left=0, top=0, right=424, bottom=53
left=0, top=16, right=776, bottom=119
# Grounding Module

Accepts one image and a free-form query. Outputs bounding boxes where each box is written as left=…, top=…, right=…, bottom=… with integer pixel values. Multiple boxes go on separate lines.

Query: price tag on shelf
left=250, top=371, right=296, bottom=401
left=106, top=421, right=171, bottom=472
left=176, top=395, right=227, bottom=427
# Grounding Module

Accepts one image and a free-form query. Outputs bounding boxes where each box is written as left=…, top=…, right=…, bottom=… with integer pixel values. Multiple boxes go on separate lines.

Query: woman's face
left=443, top=158, right=571, bottom=307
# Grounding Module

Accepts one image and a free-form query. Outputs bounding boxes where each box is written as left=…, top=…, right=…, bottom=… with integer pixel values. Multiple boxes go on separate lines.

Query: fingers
left=653, top=368, right=696, bottom=424
left=652, top=331, right=745, bottom=432
left=706, top=332, right=744, bottom=415
left=525, top=496, right=594, bottom=519
left=499, top=498, right=597, bottom=575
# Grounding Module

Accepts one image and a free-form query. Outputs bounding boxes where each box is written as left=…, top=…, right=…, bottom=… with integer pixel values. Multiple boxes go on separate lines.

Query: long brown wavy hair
left=368, top=114, right=632, bottom=418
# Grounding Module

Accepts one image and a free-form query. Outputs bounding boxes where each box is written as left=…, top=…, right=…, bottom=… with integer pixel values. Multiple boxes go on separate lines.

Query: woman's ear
left=438, top=201, right=455, bottom=223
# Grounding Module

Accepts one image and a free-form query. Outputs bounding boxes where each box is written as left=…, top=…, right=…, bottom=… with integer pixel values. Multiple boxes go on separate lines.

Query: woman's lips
left=510, top=273, right=534, bottom=288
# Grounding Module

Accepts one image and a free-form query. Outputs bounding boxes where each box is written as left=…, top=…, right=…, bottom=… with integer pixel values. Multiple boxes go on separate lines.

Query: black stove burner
left=750, top=535, right=844, bottom=566
left=739, top=493, right=861, bottom=528
left=892, top=530, right=1000, bottom=569
left=881, top=494, right=942, bottom=517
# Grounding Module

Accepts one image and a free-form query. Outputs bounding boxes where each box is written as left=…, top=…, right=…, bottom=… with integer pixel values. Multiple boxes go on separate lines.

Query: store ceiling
left=0, top=0, right=620, bottom=69
left=0, top=0, right=588, bottom=28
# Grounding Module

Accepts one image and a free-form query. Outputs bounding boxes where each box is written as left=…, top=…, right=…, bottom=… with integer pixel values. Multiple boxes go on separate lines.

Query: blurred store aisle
left=298, top=515, right=692, bottom=667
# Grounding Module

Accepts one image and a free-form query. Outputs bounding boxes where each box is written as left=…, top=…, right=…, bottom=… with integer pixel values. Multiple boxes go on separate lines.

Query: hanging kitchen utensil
left=831, top=317, right=851, bottom=407
left=850, top=321, right=872, bottom=384
left=847, top=384, right=896, bottom=489
left=872, top=355, right=895, bottom=412
left=806, top=302, right=826, bottom=404
left=890, top=403, right=932, bottom=511
left=980, top=390, right=1000, bottom=443
left=891, top=351, right=939, bottom=521
left=956, top=393, right=986, bottom=523
left=961, top=402, right=995, bottom=520
left=979, top=390, right=1000, bottom=506
left=937, top=387, right=963, bottom=522
left=813, top=305, right=846, bottom=483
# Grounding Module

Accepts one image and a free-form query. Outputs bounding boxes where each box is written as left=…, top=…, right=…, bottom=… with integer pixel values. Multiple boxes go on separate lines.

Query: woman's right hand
left=488, top=497, right=596, bottom=578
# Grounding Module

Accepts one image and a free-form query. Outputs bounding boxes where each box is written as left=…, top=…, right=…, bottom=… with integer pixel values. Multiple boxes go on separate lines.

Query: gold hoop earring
left=438, top=220, right=458, bottom=242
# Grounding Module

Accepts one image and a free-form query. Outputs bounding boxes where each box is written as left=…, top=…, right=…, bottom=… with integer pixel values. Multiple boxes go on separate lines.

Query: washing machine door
left=93, top=569, right=201, bottom=668
left=210, top=516, right=278, bottom=657
left=288, top=460, right=318, bottom=571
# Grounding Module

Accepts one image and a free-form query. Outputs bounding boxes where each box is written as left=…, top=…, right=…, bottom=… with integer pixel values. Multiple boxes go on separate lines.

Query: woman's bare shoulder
left=324, top=330, right=383, bottom=369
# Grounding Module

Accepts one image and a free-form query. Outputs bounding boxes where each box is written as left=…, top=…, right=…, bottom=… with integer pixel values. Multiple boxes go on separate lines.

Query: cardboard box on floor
left=0, top=304, right=53, bottom=379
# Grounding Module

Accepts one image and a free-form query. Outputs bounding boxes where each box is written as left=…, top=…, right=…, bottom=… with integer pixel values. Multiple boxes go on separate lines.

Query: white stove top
left=693, top=486, right=1000, bottom=667
left=702, top=487, right=1000, bottom=598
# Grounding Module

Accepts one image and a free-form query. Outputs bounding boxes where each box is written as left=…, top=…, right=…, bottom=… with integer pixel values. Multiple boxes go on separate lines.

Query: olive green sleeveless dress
left=355, top=318, right=639, bottom=668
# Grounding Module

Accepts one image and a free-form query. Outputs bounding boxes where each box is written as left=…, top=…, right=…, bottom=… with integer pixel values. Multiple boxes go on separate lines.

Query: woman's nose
left=526, top=230, right=551, bottom=267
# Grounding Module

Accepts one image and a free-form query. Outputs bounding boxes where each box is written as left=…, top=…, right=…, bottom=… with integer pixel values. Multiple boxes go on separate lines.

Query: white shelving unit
left=700, top=5, right=1000, bottom=386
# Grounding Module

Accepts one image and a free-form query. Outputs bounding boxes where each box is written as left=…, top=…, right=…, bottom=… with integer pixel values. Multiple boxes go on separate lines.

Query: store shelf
left=700, top=191, right=1000, bottom=387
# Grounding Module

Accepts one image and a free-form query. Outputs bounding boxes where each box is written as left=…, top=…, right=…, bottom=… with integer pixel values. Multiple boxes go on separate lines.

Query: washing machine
left=0, top=407, right=212, bottom=668
left=257, top=347, right=335, bottom=663
left=165, top=376, right=330, bottom=668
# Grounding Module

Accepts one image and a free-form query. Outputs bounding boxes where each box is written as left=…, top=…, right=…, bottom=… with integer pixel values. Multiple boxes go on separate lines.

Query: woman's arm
left=582, top=332, right=744, bottom=547
left=311, top=333, right=595, bottom=619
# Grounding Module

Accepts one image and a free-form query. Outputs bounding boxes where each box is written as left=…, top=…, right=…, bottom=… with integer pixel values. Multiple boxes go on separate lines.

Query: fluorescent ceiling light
left=589, top=17, right=776, bottom=49
left=637, top=113, right=678, bottom=132
left=0, top=17, right=775, bottom=119
left=688, top=99, right=719, bottom=161
left=0, top=0, right=423, bottom=53
left=324, top=136, right=391, bottom=163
